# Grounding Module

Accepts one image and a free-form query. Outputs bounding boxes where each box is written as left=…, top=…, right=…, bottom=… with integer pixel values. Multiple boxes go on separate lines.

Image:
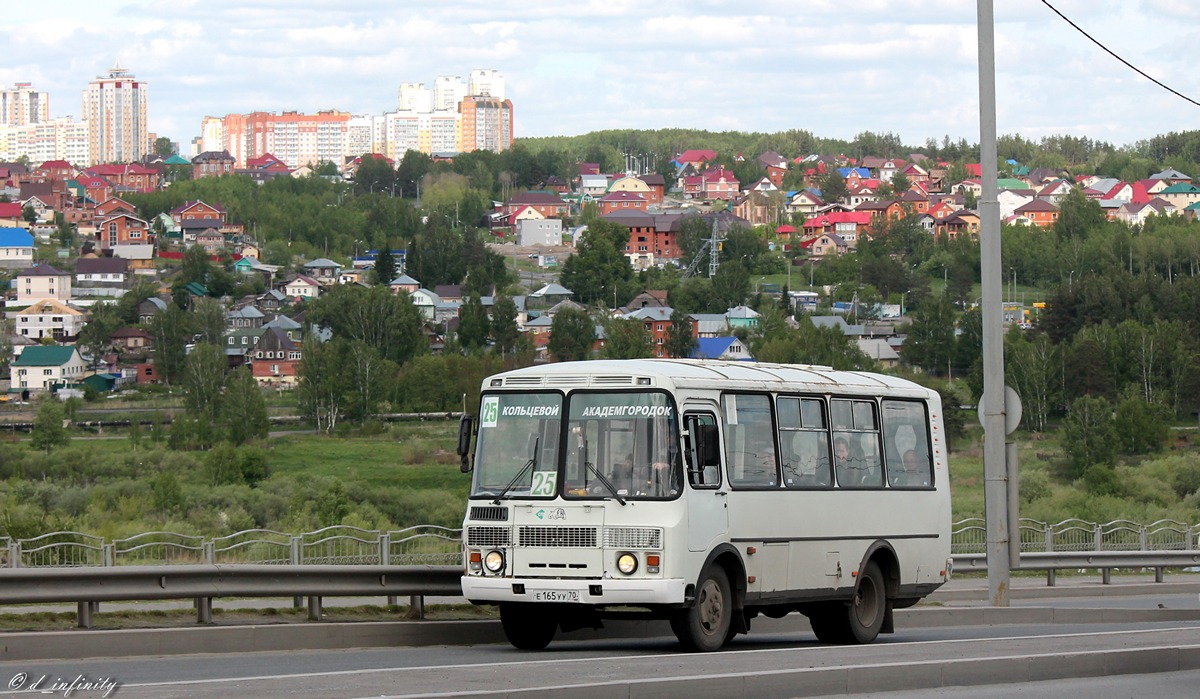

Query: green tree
left=298, top=337, right=351, bottom=432
left=148, top=304, right=196, bottom=385
left=901, top=294, right=957, bottom=376
left=815, top=169, right=848, bottom=205
left=457, top=295, right=491, bottom=352
left=665, top=309, right=697, bottom=358
left=192, top=297, right=227, bottom=346
left=154, top=136, right=174, bottom=157
left=344, top=340, right=392, bottom=423
left=711, top=259, right=751, bottom=310
left=183, top=342, right=226, bottom=432
left=31, top=399, right=69, bottom=453
left=76, top=302, right=123, bottom=367
left=21, top=204, right=37, bottom=225
left=1062, top=395, right=1117, bottom=478
left=1113, top=392, right=1171, bottom=455
left=548, top=308, right=596, bottom=362
left=491, top=295, right=520, bottom=356
left=307, top=284, right=426, bottom=365
left=206, top=442, right=244, bottom=486
left=373, top=247, right=397, bottom=285
left=557, top=220, right=633, bottom=305
left=221, top=366, right=269, bottom=446
left=600, top=317, right=653, bottom=359
left=180, top=244, right=213, bottom=287
left=1053, top=188, right=1108, bottom=240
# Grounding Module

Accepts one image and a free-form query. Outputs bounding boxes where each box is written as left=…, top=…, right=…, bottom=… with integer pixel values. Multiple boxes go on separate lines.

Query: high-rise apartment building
left=220, top=110, right=353, bottom=169
left=459, top=96, right=514, bottom=153
left=82, top=61, right=148, bottom=164
left=1, top=83, right=50, bottom=126
left=0, top=117, right=89, bottom=166
left=468, top=69, right=506, bottom=100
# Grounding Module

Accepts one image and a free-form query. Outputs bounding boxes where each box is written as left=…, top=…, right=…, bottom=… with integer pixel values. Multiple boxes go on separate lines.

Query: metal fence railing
left=948, top=518, right=1199, bottom=556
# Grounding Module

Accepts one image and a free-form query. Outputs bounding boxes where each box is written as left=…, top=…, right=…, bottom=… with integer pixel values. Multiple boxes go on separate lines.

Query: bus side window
left=685, top=414, right=721, bottom=488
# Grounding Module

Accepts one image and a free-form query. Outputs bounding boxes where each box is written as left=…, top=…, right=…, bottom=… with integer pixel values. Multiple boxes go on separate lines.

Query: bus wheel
left=847, top=561, right=886, bottom=643
left=809, top=561, right=886, bottom=645
left=500, top=603, right=557, bottom=650
left=670, top=567, right=732, bottom=652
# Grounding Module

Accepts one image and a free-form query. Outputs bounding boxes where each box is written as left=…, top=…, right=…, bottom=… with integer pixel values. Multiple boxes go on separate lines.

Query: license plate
left=533, top=590, right=579, bottom=603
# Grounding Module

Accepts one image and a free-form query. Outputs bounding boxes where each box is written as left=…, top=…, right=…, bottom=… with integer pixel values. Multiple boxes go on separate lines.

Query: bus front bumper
left=462, top=575, right=688, bottom=606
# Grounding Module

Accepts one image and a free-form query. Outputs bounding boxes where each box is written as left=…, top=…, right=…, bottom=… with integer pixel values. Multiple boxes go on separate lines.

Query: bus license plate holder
left=533, top=590, right=579, bottom=603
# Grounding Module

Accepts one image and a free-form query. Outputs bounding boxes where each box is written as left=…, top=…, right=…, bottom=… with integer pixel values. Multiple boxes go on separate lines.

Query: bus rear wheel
left=499, top=603, right=558, bottom=650
left=809, top=561, right=886, bottom=645
left=670, top=567, right=732, bottom=652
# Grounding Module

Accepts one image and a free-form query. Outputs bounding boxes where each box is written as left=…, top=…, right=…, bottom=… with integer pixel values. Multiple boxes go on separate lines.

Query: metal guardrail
left=3, top=520, right=1200, bottom=628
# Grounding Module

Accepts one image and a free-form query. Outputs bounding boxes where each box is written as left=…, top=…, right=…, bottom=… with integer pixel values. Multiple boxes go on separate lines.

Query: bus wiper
left=586, top=462, right=626, bottom=505
left=493, top=436, right=539, bottom=505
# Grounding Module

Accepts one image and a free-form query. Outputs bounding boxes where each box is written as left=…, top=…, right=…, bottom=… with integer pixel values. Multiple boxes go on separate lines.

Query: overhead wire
left=1040, top=0, right=1200, bottom=108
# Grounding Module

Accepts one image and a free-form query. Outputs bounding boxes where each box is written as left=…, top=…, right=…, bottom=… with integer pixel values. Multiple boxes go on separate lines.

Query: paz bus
left=455, top=359, right=952, bottom=651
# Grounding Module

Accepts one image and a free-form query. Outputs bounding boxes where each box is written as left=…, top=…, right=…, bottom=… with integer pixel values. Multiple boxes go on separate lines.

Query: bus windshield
left=470, top=393, right=563, bottom=499
left=561, top=391, right=681, bottom=500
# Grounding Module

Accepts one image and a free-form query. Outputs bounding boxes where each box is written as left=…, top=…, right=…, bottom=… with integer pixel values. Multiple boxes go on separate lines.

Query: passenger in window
left=891, top=450, right=930, bottom=487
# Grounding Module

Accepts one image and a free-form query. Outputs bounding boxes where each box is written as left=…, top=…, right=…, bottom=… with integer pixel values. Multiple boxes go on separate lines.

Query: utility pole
left=977, top=0, right=1012, bottom=607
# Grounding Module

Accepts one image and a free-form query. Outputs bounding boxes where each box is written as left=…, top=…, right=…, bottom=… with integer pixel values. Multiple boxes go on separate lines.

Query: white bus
left=456, top=359, right=952, bottom=651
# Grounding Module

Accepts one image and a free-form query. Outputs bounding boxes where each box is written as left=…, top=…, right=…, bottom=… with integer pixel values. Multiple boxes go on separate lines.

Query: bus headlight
left=484, top=550, right=506, bottom=573
left=616, top=553, right=638, bottom=575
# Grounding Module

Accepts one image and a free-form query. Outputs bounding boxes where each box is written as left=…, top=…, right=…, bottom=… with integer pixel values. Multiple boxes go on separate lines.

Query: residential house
left=193, top=228, right=226, bottom=254
left=604, top=210, right=686, bottom=262
left=93, top=197, right=136, bottom=220
left=934, top=210, right=982, bottom=240
left=997, top=189, right=1036, bottom=219
left=730, top=192, right=776, bottom=227
left=137, top=296, right=169, bottom=324
left=249, top=327, right=302, bottom=387
left=517, top=218, right=563, bottom=246
left=283, top=275, right=321, bottom=299
left=726, top=305, right=761, bottom=331
left=227, top=305, right=265, bottom=330
left=85, top=163, right=159, bottom=193
left=699, top=168, right=740, bottom=200
left=608, top=175, right=655, bottom=203
left=192, top=151, right=236, bottom=179
left=410, top=288, right=438, bottom=320
left=691, top=336, right=752, bottom=361
left=110, top=327, right=153, bottom=353
left=801, top=211, right=871, bottom=248
left=857, top=338, right=900, bottom=369
left=673, top=149, right=718, bottom=171
left=1157, top=182, right=1200, bottom=210
left=626, top=290, right=670, bottom=309
left=757, top=151, right=789, bottom=189
left=74, top=257, right=128, bottom=296
left=691, top=313, right=730, bottom=338
left=785, top=190, right=824, bottom=216
left=11, top=298, right=85, bottom=342
left=527, top=283, right=573, bottom=309
left=804, top=232, right=849, bottom=259
left=96, top=212, right=152, bottom=254
left=636, top=174, right=666, bottom=205
left=501, top=192, right=569, bottom=219
left=579, top=174, right=610, bottom=199
left=622, top=307, right=673, bottom=358
left=599, top=190, right=648, bottom=215
left=388, top=273, right=421, bottom=296
left=10, top=345, right=87, bottom=392
left=263, top=314, right=303, bottom=344
left=0, top=227, right=35, bottom=269
left=0, top=202, right=22, bottom=227
left=15, top=263, right=71, bottom=303
left=1116, top=198, right=1177, bottom=225
left=1013, top=199, right=1059, bottom=228
left=302, top=258, right=342, bottom=285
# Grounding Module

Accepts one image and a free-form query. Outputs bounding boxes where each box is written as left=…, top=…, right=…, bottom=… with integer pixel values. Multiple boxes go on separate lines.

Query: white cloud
left=5, top=0, right=1199, bottom=150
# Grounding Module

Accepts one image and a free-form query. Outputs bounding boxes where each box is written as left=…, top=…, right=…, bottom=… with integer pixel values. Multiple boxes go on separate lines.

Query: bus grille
left=604, top=527, right=662, bottom=549
left=467, top=526, right=511, bottom=547
left=519, top=526, right=598, bottom=548
left=469, top=506, right=508, bottom=522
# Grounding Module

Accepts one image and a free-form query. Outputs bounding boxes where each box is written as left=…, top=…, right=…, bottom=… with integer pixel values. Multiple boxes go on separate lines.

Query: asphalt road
left=2, top=618, right=1197, bottom=698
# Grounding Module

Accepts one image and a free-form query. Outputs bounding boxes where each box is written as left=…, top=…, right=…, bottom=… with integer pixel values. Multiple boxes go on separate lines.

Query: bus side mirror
left=456, top=414, right=474, bottom=473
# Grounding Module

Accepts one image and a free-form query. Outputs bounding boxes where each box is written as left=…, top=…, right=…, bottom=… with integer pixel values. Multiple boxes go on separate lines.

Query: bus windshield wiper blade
left=586, top=462, right=626, bottom=505
left=494, top=435, right=540, bottom=505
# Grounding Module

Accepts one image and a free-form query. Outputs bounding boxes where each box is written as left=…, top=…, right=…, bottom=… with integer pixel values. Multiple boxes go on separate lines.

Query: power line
left=1041, top=0, right=1200, bottom=109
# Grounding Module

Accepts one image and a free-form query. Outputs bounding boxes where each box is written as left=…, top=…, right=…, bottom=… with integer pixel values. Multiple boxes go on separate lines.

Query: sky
left=5, top=0, right=1200, bottom=153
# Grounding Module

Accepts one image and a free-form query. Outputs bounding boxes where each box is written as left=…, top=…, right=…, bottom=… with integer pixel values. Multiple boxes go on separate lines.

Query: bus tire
left=670, top=566, right=732, bottom=652
left=847, top=561, right=886, bottom=643
left=500, top=603, right=557, bottom=650
left=810, top=562, right=886, bottom=644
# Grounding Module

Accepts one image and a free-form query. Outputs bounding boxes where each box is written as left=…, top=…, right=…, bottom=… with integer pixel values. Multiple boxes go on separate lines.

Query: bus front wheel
left=670, top=566, right=732, bottom=652
left=809, top=561, right=886, bottom=644
left=499, top=603, right=557, bottom=650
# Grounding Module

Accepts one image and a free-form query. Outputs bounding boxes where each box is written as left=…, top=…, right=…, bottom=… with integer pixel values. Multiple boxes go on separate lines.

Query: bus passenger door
left=683, top=410, right=727, bottom=553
